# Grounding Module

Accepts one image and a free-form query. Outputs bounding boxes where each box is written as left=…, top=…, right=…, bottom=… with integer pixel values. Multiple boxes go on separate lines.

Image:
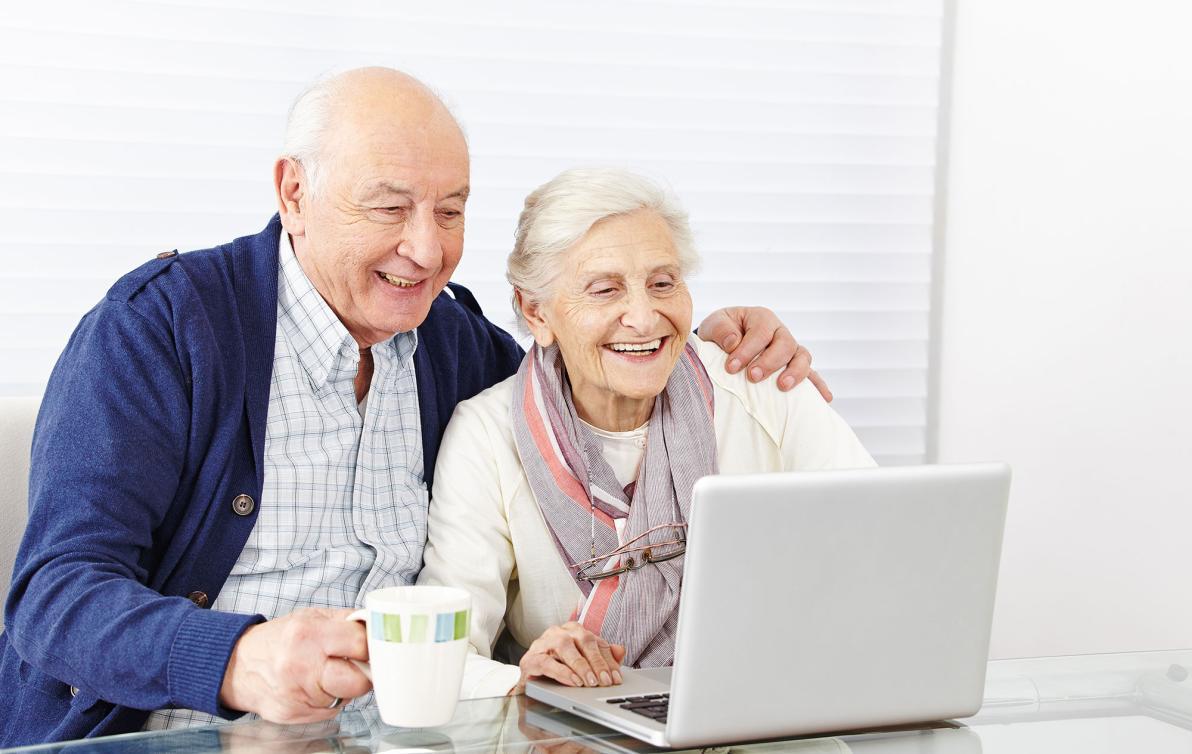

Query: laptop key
left=628, top=705, right=668, bottom=718
left=620, top=700, right=667, bottom=710
left=605, top=698, right=628, bottom=704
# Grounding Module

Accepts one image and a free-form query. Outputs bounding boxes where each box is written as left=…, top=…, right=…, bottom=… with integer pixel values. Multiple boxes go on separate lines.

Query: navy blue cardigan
left=0, top=217, right=523, bottom=746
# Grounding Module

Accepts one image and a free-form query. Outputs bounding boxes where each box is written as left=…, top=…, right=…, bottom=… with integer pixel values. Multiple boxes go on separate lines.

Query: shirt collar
left=276, top=231, right=418, bottom=387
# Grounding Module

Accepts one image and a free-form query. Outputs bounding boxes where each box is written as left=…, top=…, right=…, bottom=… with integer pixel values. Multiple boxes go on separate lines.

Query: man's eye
left=436, top=209, right=464, bottom=226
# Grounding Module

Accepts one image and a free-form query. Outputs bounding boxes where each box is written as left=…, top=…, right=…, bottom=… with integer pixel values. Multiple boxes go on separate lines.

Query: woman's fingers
left=520, top=651, right=584, bottom=689
left=599, top=641, right=624, bottom=683
left=538, top=656, right=584, bottom=687
left=609, top=643, right=628, bottom=664
left=520, top=624, right=625, bottom=689
left=558, top=624, right=621, bottom=686
left=551, top=634, right=600, bottom=686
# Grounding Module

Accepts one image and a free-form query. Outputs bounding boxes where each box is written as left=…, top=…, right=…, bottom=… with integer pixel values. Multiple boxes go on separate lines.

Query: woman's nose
left=619, top=289, right=659, bottom=331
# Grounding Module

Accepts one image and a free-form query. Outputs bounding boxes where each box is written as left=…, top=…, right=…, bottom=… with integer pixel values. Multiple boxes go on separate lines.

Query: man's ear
left=516, top=289, right=555, bottom=348
left=274, top=157, right=308, bottom=237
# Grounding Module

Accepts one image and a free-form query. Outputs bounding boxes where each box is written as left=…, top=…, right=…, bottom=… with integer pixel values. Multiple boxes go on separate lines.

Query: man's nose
left=398, top=210, right=443, bottom=270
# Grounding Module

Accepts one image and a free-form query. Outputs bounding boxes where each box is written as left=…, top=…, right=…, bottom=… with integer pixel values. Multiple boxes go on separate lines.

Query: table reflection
left=11, top=650, right=1192, bottom=754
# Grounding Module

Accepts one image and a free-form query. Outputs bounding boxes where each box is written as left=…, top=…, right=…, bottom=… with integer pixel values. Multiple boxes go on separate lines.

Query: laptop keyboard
left=605, top=693, right=670, bottom=723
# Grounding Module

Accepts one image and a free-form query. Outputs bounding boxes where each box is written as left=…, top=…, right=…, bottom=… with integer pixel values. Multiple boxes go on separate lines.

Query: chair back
left=0, top=397, right=40, bottom=607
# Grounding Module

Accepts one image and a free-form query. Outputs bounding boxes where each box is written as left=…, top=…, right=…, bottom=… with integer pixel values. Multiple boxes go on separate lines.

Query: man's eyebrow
left=359, top=181, right=414, bottom=201
left=358, top=182, right=470, bottom=202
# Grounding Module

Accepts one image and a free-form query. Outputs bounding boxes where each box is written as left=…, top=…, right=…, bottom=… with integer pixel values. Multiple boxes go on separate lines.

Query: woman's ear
left=516, top=289, right=556, bottom=348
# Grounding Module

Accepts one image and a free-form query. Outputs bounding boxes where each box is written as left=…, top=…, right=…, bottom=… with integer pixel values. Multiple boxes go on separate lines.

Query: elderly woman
left=418, top=168, right=875, bottom=698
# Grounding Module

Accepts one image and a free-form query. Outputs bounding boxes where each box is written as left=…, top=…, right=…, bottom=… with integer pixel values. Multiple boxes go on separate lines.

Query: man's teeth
left=608, top=339, right=663, bottom=353
left=380, top=272, right=418, bottom=288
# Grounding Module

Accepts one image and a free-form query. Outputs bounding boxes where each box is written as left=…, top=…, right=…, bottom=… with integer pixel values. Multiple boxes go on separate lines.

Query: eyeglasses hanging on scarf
left=571, top=522, right=688, bottom=582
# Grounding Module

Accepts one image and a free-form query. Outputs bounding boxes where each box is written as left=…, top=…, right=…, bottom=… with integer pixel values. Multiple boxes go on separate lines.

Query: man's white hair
left=281, top=68, right=466, bottom=199
left=281, top=75, right=340, bottom=197
left=507, top=167, right=700, bottom=329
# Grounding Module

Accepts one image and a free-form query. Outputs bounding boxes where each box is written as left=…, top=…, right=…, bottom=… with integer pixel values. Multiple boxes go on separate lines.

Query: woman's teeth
left=379, top=272, right=418, bottom=288
left=608, top=339, right=662, bottom=353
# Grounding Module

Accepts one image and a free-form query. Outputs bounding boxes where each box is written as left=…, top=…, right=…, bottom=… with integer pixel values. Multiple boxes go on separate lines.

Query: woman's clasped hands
left=515, top=622, right=626, bottom=693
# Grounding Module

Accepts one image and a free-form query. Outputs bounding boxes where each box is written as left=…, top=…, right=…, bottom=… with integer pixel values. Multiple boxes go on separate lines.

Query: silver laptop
left=526, top=463, right=1011, bottom=748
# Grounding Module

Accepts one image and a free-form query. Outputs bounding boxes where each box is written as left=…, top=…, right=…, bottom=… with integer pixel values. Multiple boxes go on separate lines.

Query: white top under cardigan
left=417, top=338, right=877, bottom=698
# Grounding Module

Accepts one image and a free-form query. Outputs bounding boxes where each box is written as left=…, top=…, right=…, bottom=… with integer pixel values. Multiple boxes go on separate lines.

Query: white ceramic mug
left=347, top=585, right=471, bottom=728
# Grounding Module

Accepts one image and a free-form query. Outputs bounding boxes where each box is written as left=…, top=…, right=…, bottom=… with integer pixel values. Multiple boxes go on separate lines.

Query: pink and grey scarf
left=510, top=337, right=717, bottom=667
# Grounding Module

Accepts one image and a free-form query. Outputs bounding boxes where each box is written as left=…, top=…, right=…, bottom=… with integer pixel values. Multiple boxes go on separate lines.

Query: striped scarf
left=510, top=337, right=717, bottom=667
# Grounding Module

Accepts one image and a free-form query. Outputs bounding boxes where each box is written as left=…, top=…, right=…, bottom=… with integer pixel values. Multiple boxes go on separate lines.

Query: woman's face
left=523, top=210, right=693, bottom=428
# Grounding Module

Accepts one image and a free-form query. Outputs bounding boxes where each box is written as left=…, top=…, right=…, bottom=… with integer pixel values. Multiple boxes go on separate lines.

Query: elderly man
left=0, top=67, right=825, bottom=746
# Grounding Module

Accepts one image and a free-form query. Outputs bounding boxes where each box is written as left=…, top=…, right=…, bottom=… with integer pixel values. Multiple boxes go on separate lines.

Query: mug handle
left=345, top=609, right=373, bottom=681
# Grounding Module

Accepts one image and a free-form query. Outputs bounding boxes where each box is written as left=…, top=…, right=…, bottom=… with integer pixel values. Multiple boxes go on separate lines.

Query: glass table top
left=6, top=649, right=1192, bottom=754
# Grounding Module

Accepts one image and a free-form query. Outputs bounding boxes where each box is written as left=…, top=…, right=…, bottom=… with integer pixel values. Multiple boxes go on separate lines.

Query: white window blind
left=0, top=0, right=946, bottom=465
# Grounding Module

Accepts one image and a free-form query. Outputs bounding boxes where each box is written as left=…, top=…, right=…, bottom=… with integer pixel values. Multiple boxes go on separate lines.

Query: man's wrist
left=169, top=608, right=264, bottom=718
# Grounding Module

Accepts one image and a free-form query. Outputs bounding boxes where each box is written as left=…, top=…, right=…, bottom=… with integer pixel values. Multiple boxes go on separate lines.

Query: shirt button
left=156, top=250, right=177, bottom=259
left=70, top=686, right=79, bottom=697
left=188, top=591, right=209, bottom=608
left=231, top=493, right=255, bottom=516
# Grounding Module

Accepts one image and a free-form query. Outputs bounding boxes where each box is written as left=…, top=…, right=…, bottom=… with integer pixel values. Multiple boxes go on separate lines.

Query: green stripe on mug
left=383, top=613, right=402, bottom=643
left=408, top=614, right=428, bottom=642
left=453, top=609, right=468, bottom=640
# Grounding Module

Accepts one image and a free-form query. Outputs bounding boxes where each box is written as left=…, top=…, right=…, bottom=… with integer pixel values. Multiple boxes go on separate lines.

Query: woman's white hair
left=507, top=167, right=699, bottom=328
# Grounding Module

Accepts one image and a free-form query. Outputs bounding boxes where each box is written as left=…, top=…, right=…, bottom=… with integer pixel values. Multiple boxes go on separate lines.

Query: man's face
left=294, top=103, right=470, bottom=347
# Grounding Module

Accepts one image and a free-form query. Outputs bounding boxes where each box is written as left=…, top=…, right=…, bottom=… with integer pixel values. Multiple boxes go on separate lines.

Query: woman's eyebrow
left=579, top=271, right=624, bottom=286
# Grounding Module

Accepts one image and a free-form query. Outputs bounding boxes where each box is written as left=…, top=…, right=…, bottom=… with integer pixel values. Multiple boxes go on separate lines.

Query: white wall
left=937, top=0, right=1192, bottom=658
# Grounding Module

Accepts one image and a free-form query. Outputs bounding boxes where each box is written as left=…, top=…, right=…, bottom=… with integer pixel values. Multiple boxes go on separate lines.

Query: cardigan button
left=231, top=493, right=255, bottom=516
left=188, top=591, right=209, bottom=608
left=70, top=686, right=79, bottom=697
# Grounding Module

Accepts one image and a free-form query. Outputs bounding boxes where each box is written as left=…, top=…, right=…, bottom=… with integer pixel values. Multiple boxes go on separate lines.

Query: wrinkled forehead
left=326, top=99, right=470, bottom=194
left=570, top=212, right=679, bottom=269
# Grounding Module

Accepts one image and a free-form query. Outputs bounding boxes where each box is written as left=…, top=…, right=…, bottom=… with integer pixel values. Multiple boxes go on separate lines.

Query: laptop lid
left=664, top=463, right=1010, bottom=747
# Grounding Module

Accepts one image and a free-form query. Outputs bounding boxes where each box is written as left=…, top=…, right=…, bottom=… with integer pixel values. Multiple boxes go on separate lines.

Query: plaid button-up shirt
left=147, top=233, right=426, bottom=728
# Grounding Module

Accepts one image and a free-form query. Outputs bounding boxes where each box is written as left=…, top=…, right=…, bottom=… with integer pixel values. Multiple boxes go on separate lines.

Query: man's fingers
left=807, top=368, right=833, bottom=403
left=696, top=309, right=742, bottom=354
left=320, top=656, right=372, bottom=702
left=728, top=318, right=777, bottom=378
left=319, top=612, right=369, bottom=660
left=775, top=345, right=813, bottom=392
left=610, top=643, right=628, bottom=663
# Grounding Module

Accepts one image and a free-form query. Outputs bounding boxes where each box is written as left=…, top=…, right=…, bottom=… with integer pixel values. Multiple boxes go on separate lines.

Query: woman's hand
left=515, top=622, right=627, bottom=693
